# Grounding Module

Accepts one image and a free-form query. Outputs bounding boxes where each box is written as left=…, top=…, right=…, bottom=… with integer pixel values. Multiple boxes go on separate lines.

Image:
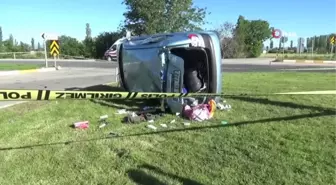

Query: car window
left=111, top=45, right=116, bottom=50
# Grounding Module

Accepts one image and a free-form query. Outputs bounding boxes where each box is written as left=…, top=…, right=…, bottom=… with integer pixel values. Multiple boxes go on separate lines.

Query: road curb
left=0, top=67, right=58, bottom=76
left=275, top=59, right=336, bottom=64
left=0, top=59, right=96, bottom=62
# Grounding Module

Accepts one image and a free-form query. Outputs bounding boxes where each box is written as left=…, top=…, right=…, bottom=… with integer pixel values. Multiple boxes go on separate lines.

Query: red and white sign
left=272, top=29, right=297, bottom=39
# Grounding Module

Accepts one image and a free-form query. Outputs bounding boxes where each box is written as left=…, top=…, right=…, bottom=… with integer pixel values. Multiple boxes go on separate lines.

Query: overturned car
left=116, top=31, right=223, bottom=113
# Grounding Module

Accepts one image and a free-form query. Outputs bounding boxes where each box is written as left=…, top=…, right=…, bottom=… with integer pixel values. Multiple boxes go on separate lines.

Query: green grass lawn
left=0, top=63, right=43, bottom=71
left=260, top=53, right=336, bottom=60
left=0, top=72, right=335, bottom=185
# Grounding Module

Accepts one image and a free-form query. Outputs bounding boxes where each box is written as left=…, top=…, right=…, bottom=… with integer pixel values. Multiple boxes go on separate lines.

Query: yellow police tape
left=0, top=90, right=335, bottom=101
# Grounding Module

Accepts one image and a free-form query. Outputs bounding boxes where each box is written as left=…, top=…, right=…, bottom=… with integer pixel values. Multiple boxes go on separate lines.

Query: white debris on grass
left=147, top=124, right=157, bottom=130
left=116, top=109, right=128, bottom=114
left=160, top=124, right=168, bottom=128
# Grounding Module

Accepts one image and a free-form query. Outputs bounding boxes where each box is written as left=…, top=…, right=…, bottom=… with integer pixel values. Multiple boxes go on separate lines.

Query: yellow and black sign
left=0, top=89, right=335, bottom=101
left=50, top=40, right=60, bottom=56
left=330, top=36, right=335, bottom=45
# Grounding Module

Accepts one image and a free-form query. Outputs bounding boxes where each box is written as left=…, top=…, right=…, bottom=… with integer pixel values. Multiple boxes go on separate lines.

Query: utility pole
left=311, top=40, right=314, bottom=58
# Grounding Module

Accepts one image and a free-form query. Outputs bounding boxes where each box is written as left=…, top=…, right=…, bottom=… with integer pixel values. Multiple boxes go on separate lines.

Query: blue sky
left=0, top=0, right=335, bottom=47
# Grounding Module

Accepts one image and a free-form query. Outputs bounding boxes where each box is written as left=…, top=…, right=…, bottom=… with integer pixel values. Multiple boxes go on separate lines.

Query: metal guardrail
left=0, top=52, right=87, bottom=60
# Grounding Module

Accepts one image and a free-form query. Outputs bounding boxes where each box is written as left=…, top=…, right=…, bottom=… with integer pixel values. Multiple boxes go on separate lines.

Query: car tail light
left=188, top=34, right=200, bottom=47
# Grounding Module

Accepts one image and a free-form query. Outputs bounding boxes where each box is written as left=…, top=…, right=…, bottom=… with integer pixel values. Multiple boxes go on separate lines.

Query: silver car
left=116, top=31, right=223, bottom=113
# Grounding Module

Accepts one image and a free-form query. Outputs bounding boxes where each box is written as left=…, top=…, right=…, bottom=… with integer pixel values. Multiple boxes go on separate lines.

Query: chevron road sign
left=49, top=40, right=60, bottom=57
left=330, top=36, right=335, bottom=45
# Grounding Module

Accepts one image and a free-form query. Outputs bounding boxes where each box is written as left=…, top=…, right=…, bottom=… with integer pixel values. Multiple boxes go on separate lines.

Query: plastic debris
left=148, top=120, right=154, bottom=123
left=147, top=124, right=157, bottom=130
left=100, top=115, right=108, bottom=120
left=116, top=109, right=128, bottom=114
left=183, top=104, right=211, bottom=121
left=217, top=102, right=231, bottom=111
left=170, top=119, right=176, bottom=124
left=160, top=124, right=168, bottom=128
left=109, top=132, right=120, bottom=137
left=73, top=121, right=89, bottom=129
left=221, top=121, right=228, bottom=125
left=183, top=122, right=190, bottom=126
left=176, top=112, right=180, bottom=116
left=99, top=123, right=107, bottom=128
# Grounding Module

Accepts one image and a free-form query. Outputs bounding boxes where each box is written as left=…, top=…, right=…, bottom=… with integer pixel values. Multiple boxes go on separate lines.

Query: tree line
left=266, top=33, right=336, bottom=54
left=0, top=0, right=334, bottom=59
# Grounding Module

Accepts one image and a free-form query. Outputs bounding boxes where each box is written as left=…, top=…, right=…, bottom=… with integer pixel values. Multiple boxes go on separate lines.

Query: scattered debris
left=109, top=132, right=120, bottom=137
left=100, top=115, right=108, bottom=120
left=125, top=112, right=147, bottom=124
left=73, top=121, right=89, bottom=129
left=183, top=122, right=190, bottom=126
left=183, top=104, right=211, bottom=121
left=145, top=113, right=155, bottom=122
left=98, top=114, right=110, bottom=128
left=176, top=112, right=180, bottom=116
left=148, top=120, right=154, bottom=123
left=160, top=124, right=167, bottom=128
left=170, top=119, right=176, bottom=124
left=147, top=124, right=157, bottom=130
left=99, top=123, right=107, bottom=128
left=143, top=106, right=155, bottom=111
left=221, top=121, right=228, bottom=125
left=216, top=100, right=232, bottom=111
left=116, top=109, right=128, bottom=114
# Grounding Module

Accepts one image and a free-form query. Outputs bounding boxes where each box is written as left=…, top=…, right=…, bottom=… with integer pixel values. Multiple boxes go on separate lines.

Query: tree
left=0, top=26, right=2, bottom=52
left=307, top=38, right=311, bottom=48
left=37, top=42, right=41, bottom=51
left=85, top=23, right=92, bottom=39
left=31, top=38, right=35, bottom=50
left=235, top=16, right=272, bottom=57
left=0, top=26, right=2, bottom=43
left=19, top=41, right=30, bottom=52
left=270, top=40, right=273, bottom=49
left=215, top=22, right=240, bottom=58
left=4, top=34, right=14, bottom=51
left=233, top=15, right=248, bottom=57
left=55, top=35, right=85, bottom=57
left=290, top=40, right=293, bottom=48
left=122, top=0, right=208, bottom=35
left=84, top=23, right=94, bottom=58
left=94, top=31, right=123, bottom=59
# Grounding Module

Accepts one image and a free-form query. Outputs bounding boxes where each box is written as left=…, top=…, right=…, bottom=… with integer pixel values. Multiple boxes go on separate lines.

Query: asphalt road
left=0, top=59, right=335, bottom=72
left=0, top=68, right=117, bottom=108
left=0, top=59, right=115, bottom=69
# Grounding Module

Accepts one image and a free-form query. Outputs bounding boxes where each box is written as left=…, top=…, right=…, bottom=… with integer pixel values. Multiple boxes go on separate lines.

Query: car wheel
left=107, top=56, right=112, bottom=61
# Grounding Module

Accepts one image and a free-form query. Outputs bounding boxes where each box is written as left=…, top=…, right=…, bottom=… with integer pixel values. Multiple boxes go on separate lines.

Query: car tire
left=107, top=56, right=112, bottom=62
